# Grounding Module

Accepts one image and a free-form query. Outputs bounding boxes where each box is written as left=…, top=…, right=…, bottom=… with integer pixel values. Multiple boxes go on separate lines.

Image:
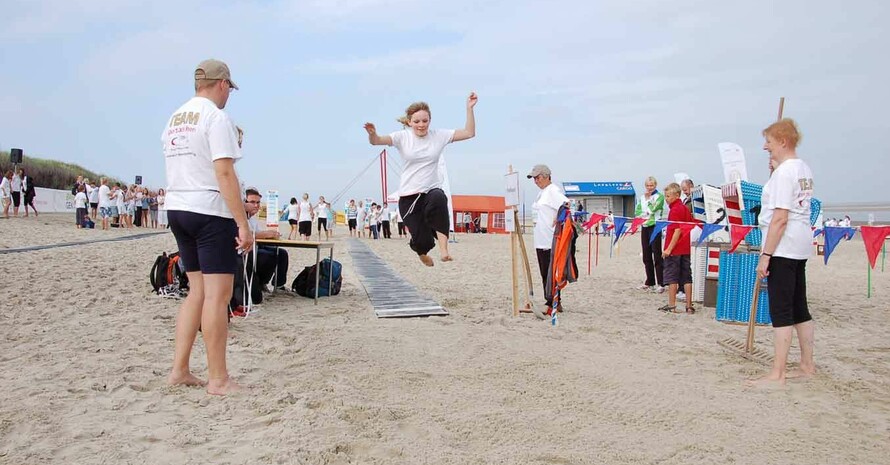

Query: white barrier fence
left=32, top=187, right=77, bottom=213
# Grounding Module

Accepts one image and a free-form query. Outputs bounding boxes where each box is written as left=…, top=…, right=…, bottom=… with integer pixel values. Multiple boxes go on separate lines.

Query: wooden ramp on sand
left=348, top=239, right=448, bottom=318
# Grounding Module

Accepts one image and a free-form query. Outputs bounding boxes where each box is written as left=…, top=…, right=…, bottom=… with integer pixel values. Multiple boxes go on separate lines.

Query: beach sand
left=1, top=214, right=888, bottom=464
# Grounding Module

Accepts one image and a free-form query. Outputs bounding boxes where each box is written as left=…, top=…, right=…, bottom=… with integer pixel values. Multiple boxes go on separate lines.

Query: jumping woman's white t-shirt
left=389, top=128, right=455, bottom=196
left=162, top=96, right=242, bottom=218
left=760, top=158, right=815, bottom=260
left=287, top=204, right=299, bottom=220
left=298, top=200, right=312, bottom=222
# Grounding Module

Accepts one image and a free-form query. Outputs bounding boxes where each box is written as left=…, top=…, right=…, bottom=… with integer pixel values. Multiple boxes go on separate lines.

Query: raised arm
left=452, top=92, right=478, bottom=142
left=364, top=123, right=393, bottom=146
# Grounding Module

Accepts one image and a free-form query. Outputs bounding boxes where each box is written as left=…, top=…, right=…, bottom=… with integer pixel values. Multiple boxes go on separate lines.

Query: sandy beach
left=1, top=213, right=888, bottom=464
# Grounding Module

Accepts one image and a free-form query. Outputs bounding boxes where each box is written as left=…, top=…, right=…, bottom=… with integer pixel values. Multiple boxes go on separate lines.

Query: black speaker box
left=10, top=148, right=23, bottom=164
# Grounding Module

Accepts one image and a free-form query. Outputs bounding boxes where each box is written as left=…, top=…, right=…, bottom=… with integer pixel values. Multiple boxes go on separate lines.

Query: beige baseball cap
left=194, top=59, right=239, bottom=90
left=527, top=164, right=552, bottom=178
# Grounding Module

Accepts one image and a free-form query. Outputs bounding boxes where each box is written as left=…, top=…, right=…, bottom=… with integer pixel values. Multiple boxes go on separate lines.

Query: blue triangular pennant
left=649, top=220, right=669, bottom=246
left=696, top=223, right=724, bottom=247
left=823, top=227, right=851, bottom=265
left=612, top=217, right=628, bottom=245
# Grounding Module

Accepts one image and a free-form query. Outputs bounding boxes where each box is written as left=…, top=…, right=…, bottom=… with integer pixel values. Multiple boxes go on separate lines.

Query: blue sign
left=562, top=182, right=635, bottom=196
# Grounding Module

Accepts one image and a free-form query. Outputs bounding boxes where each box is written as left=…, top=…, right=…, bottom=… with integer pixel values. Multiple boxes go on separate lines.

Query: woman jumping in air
left=364, top=92, right=477, bottom=266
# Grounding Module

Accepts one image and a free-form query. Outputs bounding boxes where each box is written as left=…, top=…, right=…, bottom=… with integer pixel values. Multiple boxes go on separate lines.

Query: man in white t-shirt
left=751, top=118, right=815, bottom=387
left=241, top=188, right=287, bottom=303
left=529, top=164, right=569, bottom=315
left=97, top=178, right=112, bottom=230
left=163, top=59, right=251, bottom=396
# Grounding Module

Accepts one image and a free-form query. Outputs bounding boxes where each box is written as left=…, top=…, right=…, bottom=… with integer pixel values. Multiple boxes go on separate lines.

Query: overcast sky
left=2, top=0, right=887, bottom=208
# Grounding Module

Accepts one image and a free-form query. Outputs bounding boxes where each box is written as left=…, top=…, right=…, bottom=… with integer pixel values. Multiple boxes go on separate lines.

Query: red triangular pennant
left=860, top=226, right=890, bottom=269
left=628, top=217, right=646, bottom=235
left=729, top=225, right=754, bottom=253
left=582, top=213, right=607, bottom=231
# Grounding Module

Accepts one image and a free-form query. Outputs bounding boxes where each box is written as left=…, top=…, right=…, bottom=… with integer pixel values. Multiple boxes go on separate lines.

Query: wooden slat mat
left=348, top=239, right=448, bottom=318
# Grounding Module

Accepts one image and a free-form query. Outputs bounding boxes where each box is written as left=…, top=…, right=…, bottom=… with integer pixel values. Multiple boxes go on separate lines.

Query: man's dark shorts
left=348, top=218, right=357, bottom=231
left=663, top=254, right=692, bottom=285
left=168, top=210, right=238, bottom=274
left=767, top=256, right=811, bottom=328
left=11, top=192, right=20, bottom=207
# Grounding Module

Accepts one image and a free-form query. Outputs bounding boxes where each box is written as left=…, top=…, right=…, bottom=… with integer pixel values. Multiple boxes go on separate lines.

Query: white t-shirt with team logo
left=97, top=185, right=112, bottom=208
left=162, top=96, right=242, bottom=218
left=760, top=158, right=814, bottom=260
left=389, top=128, right=455, bottom=196
left=532, top=183, right=569, bottom=249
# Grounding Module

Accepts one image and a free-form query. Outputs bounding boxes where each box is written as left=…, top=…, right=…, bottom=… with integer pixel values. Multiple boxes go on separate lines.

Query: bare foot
left=440, top=254, right=453, bottom=262
left=786, top=367, right=816, bottom=379
left=167, top=370, right=206, bottom=387
left=206, top=377, right=242, bottom=396
left=745, top=373, right=786, bottom=388
left=418, top=254, right=434, bottom=267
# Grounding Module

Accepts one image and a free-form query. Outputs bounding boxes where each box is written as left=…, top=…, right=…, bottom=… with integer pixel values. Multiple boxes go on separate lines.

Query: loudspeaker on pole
left=10, top=148, right=23, bottom=164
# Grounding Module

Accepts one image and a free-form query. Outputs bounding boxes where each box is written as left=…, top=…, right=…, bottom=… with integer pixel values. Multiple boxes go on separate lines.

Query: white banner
left=505, top=172, right=520, bottom=206
left=33, top=187, right=76, bottom=213
left=266, top=190, right=279, bottom=227
left=718, top=142, right=748, bottom=184
left=504, top=208, right=516, bottom=232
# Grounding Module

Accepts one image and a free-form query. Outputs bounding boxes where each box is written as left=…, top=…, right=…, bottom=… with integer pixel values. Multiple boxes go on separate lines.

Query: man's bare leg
left=748, top=326, right=793, bottom=387
left=787, top=320, right=816, bottom=379
left=168, top=272, right=206, bottom=387
left=436, top=231, right=452, bottom=261
left=202, top=273, right=240, bottom=396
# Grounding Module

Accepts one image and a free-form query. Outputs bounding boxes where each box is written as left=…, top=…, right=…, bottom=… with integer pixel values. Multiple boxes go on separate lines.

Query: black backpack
left=291, top=258, right=342, bottom=298
left=150, top=252, right=189, bottom=297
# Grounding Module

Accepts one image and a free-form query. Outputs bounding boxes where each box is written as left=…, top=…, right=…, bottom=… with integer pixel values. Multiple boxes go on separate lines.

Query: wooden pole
left=777, top=97, right=785, bottom=120
left=595, top=222, right=600, bottom=267
left=745, top=278, right=763, bottom=354
left=511, top=225, right=519, bottom=316
left=587, top=231, right=591, bottom=275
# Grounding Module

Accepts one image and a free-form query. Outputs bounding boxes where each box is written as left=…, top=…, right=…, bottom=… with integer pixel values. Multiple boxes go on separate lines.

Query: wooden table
left=255, top=239, right=335, bottom=305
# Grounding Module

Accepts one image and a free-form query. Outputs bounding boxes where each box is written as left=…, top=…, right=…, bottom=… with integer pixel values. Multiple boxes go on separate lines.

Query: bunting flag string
left=583, top=214, right=888, bottom=270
